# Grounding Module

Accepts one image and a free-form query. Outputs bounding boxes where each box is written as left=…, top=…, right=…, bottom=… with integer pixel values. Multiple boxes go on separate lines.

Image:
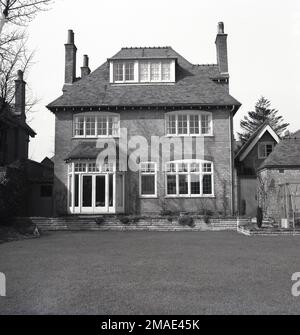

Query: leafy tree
left=238, top=96, right=289, bottom=143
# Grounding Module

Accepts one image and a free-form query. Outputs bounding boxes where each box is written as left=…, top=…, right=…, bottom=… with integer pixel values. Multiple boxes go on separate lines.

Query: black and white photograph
left=1, top=0, right=300, bottom=327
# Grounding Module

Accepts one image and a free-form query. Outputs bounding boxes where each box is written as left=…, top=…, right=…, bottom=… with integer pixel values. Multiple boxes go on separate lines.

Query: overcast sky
left=25, top=0, right=300, bottom=161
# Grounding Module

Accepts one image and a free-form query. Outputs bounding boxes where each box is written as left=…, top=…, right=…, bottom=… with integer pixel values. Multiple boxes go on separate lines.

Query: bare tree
left=0, top=0, right=53, bottom=115
left=0, top=0, right=52, bottom=35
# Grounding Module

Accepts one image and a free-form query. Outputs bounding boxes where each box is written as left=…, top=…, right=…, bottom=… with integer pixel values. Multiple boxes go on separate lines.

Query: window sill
left=110, top=82, right=175, bottom=86
left=139, top=195, right=158, bottom=199
left=72, top=136, right=120, bottom=140
left=164, top=134, right=214, bottom=138
left=165, top=195, right=215, bottom=199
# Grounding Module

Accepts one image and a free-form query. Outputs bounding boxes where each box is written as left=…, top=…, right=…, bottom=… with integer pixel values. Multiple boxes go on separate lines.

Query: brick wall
left=53, top=108, right=233, bottom=216
left=258, top=168, right=300, bottom=222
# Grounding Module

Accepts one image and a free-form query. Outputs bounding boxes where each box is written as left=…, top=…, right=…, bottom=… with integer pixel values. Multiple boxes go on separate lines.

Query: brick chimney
left=215, top=22, right=228, bottom=75
left=14, top=70, right=26, bottom=119
left=81, top=55, right=91, bottom=78
left=64, top=29, right=77, bottom=87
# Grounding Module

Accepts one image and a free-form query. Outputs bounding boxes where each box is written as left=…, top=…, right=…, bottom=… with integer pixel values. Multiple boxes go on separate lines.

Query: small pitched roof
left=258, top=135, right=300, bottom=170
left=66, top=142, right=116, bottom=161
left=47, top=47, right=241, bottom=111
left=235, top=122, right=280, bottom=161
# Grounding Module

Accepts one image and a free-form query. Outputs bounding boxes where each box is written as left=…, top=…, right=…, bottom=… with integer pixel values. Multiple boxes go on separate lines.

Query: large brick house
left=47, top=22, right=241, bottom=216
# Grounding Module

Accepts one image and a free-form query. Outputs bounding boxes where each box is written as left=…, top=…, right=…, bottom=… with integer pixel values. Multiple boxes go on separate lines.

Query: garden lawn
left=0, top=231, right=300, bottom=315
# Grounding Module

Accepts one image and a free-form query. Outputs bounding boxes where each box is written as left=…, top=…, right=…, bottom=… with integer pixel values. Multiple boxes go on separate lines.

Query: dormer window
left=110, top=59, right=175, bottom=84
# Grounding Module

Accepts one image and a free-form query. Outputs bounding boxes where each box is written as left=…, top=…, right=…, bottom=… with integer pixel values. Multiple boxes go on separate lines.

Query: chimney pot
left=81, top=55, right=91, bottom=78
left=67, top=29, right=74, bottom=44
left=17, top=70, right=24, bottom=81
left=15, top=69, right=26, bottom=118
left=218, top=22, right=225, bottom=34
left=83, top=55, right=89, bottom=67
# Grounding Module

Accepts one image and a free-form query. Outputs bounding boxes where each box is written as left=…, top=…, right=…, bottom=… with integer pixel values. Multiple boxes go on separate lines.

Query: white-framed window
left=139, top=62, right=149, bottom=82
left=111, top=60, right=174, bottom=83
left=113, top=61, right=135, bottom=82
left=72, top=161, right=115, bottom=174
left=139, top=162, right=157, bottom=198
left=165, top=112, right=213, bottom=136
left=161, top=61, right=171, bottom=81
left=165, top=160, right=214, bottom=197
left=150, top=62, right=160, bottom=81
left=258, top=142, right=274, bottom=159
left=73, top=113, right=120, bottom=138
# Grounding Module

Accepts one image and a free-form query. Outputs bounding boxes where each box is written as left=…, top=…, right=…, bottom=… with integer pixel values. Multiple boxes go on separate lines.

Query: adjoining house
left=257, top=130, right=300, bottom=223
left=47, top=22, right=242, bottom=216
left=0, top=71, right=36, bottom=167
left=235, top=122, right=280, bottom=216
left=0, top=71, right=54, bottom=218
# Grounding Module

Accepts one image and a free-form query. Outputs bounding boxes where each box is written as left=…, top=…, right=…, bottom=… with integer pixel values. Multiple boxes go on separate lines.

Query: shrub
left=203, top=215, right=210, bottom=224
left=131, top=217, right=139, bottom=224
left=257, top=207, right=263, bottom=228
left=167, top=216, right=173, bottom=222
left=95, top=217, right=105, bottom=225
left=178, top=215, right=195, bottom=227
left=198, top=209, right=213, bottom=217
left=160, top=210, right=173, bottom=216
left=120, top=216, right=130, bottom=225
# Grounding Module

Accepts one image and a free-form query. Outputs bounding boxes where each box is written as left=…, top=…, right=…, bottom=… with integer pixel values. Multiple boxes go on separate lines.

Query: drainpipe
left=229, top=105, right=235, bottom=215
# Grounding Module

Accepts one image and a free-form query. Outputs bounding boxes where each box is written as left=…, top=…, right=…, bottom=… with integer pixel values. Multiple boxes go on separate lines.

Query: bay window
left=139, top=162, right=157, bottom=197
left=166, top=160, right=214, bottom=197
left=73, top=114, right=120, bottom=138
left=165, top=112, right=212, bottom=136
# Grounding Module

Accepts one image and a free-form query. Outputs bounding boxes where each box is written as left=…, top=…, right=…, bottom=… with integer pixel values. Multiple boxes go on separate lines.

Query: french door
left=80, top=174, right=115, bottom=214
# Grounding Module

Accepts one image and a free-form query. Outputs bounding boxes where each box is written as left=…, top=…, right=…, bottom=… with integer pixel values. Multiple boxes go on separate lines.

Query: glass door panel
left=74, top=175, right=79, bottom=207
left=116, top=174, right=123, bottom=208
left=95, top=175, right=106, bottom=208
left=82, top=175, right=92, bottom=207
left=109, top=174, right=114, bottom=207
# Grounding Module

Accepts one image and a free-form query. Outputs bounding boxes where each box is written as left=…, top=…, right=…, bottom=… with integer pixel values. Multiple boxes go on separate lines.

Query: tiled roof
left=109, top=47, right=178, bottom=59
left=47, top=47, right=241, bottom=110
left=258, top=137, right=300, bottom=170
left=65, top=141, right=122, bottom=161
left=293, top=130, right=300, bottom=138
left=0, top=102, right=36, bottom=137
